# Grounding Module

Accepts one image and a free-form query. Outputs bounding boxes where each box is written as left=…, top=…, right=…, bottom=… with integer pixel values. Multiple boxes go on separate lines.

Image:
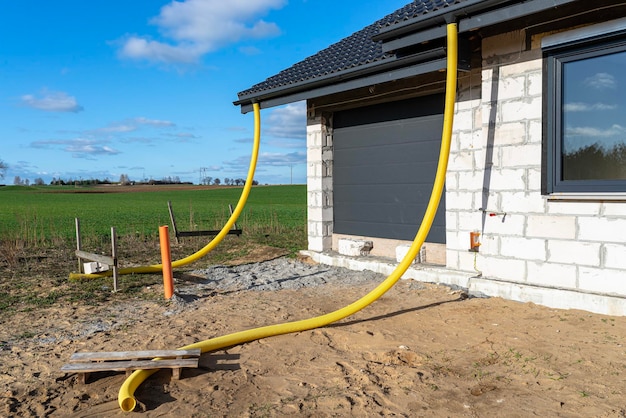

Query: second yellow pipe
left=118, top=23, right=458, bottom=413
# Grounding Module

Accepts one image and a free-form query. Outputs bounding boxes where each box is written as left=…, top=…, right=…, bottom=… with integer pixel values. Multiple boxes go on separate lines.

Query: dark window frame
left=543, top=31, right=626, bottom=194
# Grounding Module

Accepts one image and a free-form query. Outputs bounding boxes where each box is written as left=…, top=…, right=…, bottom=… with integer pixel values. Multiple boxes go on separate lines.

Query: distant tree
left=0, top=160, right=6, bottom=178
left=564, top=142, right=626, bottom=180
left=24, top=178, right=30, bottom=186
left=13, top=176, right=22, bottom=185
left=34, top=177, right=44, bottom=186
left=203, top=176, right=212, bottom=185
left=224, top=177, right=231, bottom=186
left=173, top=176, right=181, bottom=184
left=252, top=180, right=259, bottom=186
left=119, top=174, right=131, bottom=185
left=213, top=178, right=221, bottom=185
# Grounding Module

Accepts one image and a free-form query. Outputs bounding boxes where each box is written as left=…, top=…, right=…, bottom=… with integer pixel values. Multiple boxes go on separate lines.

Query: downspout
left=117, top=23, right=458, bottom=413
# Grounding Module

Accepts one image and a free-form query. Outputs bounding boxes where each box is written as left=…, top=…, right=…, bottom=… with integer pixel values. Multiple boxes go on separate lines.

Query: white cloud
left=119, top=37, right=202, bottom=64
left=566, top=124, right=626, bottom=137
left=31, top=138, right=120, bottom=158
left=134, top=117, right=175, bottom=127
left=222, top=150, right=305, bottom=174
left=584, top=72, right=616, bottom=90
left=92, top=117, right=175, bottom=135
left=564, top=102, right=617, bottom=112
left=258, top=151, right=306, bottom=166
left=98, top=124, right=137, bottom=133
left=264, top=102, right=306, bottom=139
left=20, top=90, right=84, bottom=113
left=118, top=0, right=286, bottom=64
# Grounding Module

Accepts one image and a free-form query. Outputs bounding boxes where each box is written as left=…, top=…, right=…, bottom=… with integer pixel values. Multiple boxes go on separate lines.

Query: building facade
left=236, top=1, right=626, bottom=316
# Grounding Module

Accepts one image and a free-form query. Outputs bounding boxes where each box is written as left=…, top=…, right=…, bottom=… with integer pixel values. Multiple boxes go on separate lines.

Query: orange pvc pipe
left=159, top=225, right=174, bottom=299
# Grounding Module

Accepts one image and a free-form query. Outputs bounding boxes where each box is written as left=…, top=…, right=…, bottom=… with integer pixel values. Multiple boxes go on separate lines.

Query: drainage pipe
left=69, top=103, right=262, bottom=280
left=117, top=22, right=458, bottom=413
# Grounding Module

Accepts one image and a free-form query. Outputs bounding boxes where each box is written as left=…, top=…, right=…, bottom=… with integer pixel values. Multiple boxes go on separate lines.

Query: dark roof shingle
left=237, top=0, right=469, bottom=99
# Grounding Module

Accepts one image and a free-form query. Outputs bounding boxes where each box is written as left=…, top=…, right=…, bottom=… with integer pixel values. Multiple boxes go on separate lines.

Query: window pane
left=562, top=50, right=626, bottom=181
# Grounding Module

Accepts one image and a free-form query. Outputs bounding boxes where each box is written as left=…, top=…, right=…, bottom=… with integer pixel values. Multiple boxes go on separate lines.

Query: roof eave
left=234, top=56, right=449, bottom=113
left=234, top=47, right=450, bottom=112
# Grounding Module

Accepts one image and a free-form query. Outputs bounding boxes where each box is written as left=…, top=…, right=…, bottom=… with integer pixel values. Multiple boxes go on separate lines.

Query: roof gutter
left=382, top=0, right=580, bottom=53
left=372, top=0, right=511, bottom=42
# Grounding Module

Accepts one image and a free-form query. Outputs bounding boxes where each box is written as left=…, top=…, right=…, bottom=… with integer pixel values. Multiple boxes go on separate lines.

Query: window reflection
left=562, top=50, right=626, bottom=181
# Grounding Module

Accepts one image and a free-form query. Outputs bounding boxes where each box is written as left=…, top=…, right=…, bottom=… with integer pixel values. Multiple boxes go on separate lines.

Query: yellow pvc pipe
left=118, top=23, right=458, bottom=413
left=69, top=102, right=262, bottom=280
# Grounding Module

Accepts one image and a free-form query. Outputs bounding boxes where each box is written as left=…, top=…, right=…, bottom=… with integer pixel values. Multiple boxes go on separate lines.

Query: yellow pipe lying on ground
left=69, top=103, right=262, bottom=280
left=117, top=23, right=458, bottom=413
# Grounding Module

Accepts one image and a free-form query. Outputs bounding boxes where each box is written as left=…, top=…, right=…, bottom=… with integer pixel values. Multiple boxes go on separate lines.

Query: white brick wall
left=442, top=29, right=626, bottom=312
left=526, top=261, right=577, bottom=288
left=547, top=240, right=601, bottom=266
left=578, top=267, right=626, bottom=295
left=482, top=214, right=525, bottom=236
left=604, top=244, right=626, bottom=270
left=501, top=191, right=545, bottom=214
left=480, top=256, right=526, bottom=282
left=547, top=201, right=601, bottom=216
left=500, top=236, right=546, bottom=261
left=305, top=27, right=626, bottom=315
left=578, top=217, right=626, bottom=243
left=603, top=203, right=626, bottom=216
left=526, top=215, right=576, bottom=239
left=500, top=144, right=541, bottom=167
left=306, top=113, right=333, bottom=253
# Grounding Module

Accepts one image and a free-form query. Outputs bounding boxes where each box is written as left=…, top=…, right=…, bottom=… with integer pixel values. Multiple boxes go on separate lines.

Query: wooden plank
left=69, top=349, right=200, bottom=362
left=177, top=229, right=242, bottom=238
left=75, top=250, right=114, bottom=266
left=60, top=358, right=198, bottom=374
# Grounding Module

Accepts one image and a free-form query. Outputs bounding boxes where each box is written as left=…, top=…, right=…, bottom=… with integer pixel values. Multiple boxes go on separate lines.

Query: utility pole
left=199, top=167, right=208, bottom=185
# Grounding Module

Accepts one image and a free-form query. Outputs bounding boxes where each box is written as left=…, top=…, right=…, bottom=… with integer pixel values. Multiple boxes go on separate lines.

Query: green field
left=0, top=184, right=307, bottom=250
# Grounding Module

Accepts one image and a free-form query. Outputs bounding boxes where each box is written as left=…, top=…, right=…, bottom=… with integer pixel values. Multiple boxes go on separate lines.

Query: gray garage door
left=333, top=94, right=446, bottom=243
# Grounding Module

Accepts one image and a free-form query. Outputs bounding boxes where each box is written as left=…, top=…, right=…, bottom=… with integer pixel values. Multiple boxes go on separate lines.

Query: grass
left=0, top=184, right=306, bottom=243
left=0, top=184, right=307, bottom=313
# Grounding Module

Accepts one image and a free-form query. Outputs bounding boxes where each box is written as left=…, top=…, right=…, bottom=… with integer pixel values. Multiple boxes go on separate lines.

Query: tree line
left=200, top=176, right=255, bottom=186
left=0, top=164, right=258, bottom=187
left=563, top=142, right=626, bottom=180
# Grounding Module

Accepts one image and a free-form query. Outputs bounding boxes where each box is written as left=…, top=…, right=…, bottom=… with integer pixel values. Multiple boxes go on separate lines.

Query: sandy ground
left=1, top=255, right=626, bottom=417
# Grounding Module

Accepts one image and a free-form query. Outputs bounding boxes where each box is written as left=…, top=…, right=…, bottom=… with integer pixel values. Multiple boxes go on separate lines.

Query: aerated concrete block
left=395, top=244, right=425, bottom=264
left=338, top=239, right=373, bottom=256
left=83, top=262, right=109, bottom=274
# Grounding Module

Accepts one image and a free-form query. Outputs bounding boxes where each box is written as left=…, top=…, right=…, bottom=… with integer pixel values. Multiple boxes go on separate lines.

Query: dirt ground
left=1, top=248, right=626, bottom=417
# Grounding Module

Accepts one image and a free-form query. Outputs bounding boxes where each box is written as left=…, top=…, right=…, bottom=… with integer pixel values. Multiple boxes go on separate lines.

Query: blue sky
left=1, top=0, right=409, bottom=186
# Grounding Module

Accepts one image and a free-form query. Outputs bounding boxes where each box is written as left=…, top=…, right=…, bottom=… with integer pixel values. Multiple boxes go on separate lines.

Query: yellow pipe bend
left=118, top=23, right=458, bottom=413
left=69, top=103, right=262, bottom=280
